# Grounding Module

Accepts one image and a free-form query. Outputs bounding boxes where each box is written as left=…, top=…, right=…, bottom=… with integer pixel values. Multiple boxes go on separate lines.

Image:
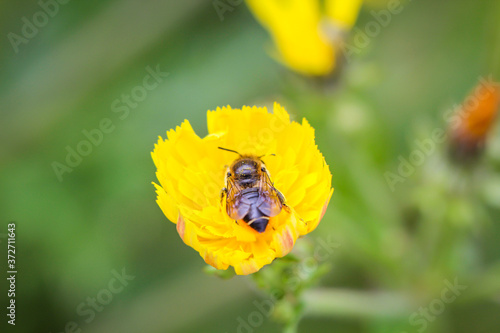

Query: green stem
left=283, top=322, right=299, bottom=333
left=302, top=288, right=414, bottom=318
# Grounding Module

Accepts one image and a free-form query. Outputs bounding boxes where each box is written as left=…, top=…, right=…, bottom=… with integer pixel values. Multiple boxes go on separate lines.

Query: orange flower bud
left=449, top=79, right=500, bottom=161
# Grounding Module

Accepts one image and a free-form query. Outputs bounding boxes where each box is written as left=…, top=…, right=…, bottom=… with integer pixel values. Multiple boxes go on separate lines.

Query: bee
left=219, top=147, right=287, bottom=233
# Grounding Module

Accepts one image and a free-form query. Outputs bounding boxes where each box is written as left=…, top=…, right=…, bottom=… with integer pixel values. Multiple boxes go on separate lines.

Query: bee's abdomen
left=242, top=193, right=270, bottom=233
left=241, top=188, right=260, bottom=201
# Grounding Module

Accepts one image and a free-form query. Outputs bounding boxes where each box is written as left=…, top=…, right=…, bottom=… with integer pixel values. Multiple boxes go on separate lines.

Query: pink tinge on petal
left=236, top=259, right=260, bottom=275
left=176, top=213, right=185, bottom=240
left=203, top=250, right=229, bottom=270
left=318, top=199, right=330, bottom=223
left=204, top=251, right=217, bottom=268
left=276, top=226, right=295, bottom=257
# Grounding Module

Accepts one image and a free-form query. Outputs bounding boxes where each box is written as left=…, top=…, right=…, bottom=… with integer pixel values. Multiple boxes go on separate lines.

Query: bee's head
left=232, top=159, right=259, bottom=183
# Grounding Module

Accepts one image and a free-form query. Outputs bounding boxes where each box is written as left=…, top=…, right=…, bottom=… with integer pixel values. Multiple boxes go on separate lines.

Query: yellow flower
left=152, top=103, right=333, bottom=275
left=245, top=0, right=363, bottom=76
left=325, top=0, right=364, bottom=29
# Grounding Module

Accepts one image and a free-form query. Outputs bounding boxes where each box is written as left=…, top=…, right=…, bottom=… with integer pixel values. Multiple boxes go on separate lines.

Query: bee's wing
left=225, top=177, right=251, bottom=220
left=256, top=172, right=283, bottom=217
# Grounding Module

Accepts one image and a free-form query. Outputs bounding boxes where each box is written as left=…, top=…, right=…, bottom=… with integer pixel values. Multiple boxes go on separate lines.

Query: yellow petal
left=325, top=0, right=363, bottom=29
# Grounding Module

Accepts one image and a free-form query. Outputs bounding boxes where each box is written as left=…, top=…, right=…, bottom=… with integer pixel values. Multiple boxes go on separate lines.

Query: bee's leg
left=276, top=190, right=292, bottom=213
left=276, top=189, right=286, bottom=204
left=220, top=187, right=227, bottom=207
left=277, top=190, right=304, bottom=224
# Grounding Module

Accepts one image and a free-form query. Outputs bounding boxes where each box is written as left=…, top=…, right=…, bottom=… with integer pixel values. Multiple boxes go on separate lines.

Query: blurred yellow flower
left=152, top=103, right=333, bottom=275
left=246, top=0, right=362, bottom=76
left=325, top=0, right=364, bottom=29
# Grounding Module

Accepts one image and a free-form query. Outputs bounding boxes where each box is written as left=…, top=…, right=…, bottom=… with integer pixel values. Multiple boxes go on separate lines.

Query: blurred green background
left=1, top=0, right=500, bottom=332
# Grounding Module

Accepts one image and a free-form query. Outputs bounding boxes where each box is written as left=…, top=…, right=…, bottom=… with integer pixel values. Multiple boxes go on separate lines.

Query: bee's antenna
left=218, top=147, right=242, bottom=156
left=258, top=153, right=276, bottom=159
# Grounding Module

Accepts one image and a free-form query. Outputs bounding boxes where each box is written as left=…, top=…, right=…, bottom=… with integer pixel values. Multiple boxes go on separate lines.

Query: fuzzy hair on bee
left=219, top=147, right=287, bottom=233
